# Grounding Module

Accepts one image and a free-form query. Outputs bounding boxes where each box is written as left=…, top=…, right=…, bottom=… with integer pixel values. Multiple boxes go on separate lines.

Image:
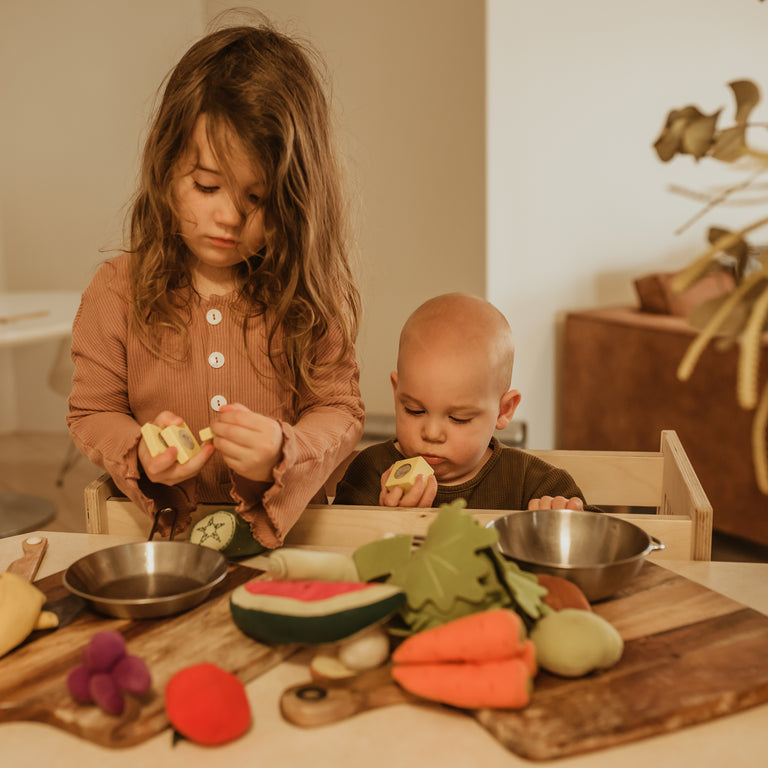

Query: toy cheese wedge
left=385, top=456, right=435, bottom=493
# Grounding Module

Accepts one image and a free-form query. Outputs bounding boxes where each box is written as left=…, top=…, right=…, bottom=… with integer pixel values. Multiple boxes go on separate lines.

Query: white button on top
left=206, top=309, right=223, bottom=325
left=208, top=351, right=225, bottom=369
left=210, top=395, right=227, bottom=411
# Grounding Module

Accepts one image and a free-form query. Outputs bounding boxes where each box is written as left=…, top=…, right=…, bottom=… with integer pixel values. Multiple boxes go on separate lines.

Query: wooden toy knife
left=5, top=535, right=48, bottom=581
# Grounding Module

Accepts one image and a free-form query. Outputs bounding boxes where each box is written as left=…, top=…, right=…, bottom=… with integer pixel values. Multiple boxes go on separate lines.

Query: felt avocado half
left=230, top=580, right=405, bottom=644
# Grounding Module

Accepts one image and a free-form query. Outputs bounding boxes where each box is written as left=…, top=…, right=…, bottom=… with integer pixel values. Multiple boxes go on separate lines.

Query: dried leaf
left=654, top=118, right=687, bottom=161
left=729, top=79, right=760, bottom=125
left=653, top=106, right=708, bottom=162
left=707, top=226, right=749, bottom=260
left=681, top=109, right=721, bottom=159
left=711, top=125, right=748, bottom=163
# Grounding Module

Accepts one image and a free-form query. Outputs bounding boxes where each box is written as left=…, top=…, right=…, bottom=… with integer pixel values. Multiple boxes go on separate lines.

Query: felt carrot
left=391, top=658, right=532, bottom=709
left=392, top=609, right=526, bottom=664
left=518, top=638, right=537, bottom=677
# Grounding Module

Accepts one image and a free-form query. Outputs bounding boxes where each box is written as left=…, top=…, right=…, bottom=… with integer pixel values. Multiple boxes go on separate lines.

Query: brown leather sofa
left=558, top=301, right=768, bottom=546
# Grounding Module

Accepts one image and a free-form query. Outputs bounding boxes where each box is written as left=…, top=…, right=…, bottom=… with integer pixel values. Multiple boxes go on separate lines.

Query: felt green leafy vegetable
left=354, top=533, right=413, bottom=582
left=391, top=500, right=498, bottom=613
left=353, top=500, right=548, bottom=635
left=486, top=547, right=550, bottom=621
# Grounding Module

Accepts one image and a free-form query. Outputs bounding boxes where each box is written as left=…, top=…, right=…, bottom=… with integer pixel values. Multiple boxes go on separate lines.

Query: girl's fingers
left=139, top=439, right=215, bottom=485
left=213, top=410, right=283, bottom=482
left=220, top=402, right=249, bottom=413
left=153, top=410, right=184, bottom=428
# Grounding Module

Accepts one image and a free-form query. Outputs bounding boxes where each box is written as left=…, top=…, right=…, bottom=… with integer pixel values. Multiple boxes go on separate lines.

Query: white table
left=0, top=291, right=82, bottom=348
left=0, top=291, right=82, bottom=536
left=1, top=531, right=767, bottom=768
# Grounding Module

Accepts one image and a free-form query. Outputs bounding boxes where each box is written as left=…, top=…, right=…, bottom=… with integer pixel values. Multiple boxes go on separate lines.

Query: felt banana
left=0, top=571, right=48, bottom=658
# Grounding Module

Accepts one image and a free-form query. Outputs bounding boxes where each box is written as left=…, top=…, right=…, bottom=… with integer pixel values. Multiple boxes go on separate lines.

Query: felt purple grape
left=89, top=673, right=125, bottom=716
left=66, top=664, right=94, bottom=703
left=81, top=629, right=126, bottom=672
left=112, top=655, right=151, bottom=695
left=67, top=631, right=152, bottom=716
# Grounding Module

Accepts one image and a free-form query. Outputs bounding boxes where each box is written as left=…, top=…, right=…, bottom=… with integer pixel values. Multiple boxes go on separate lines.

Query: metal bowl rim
left=488, top=509, right=658, bottom=570
left=62, top=540, right=228, bottom=607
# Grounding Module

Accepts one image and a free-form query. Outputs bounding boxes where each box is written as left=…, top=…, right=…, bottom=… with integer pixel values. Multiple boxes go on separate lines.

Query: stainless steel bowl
left=489, top=509, right=664, bottom=602
left=63, top=541, right=228, bottom=619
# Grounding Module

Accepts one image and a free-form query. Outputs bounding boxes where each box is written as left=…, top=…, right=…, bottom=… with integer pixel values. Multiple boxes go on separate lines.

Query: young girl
left=67, top=22, right=364, bottom=548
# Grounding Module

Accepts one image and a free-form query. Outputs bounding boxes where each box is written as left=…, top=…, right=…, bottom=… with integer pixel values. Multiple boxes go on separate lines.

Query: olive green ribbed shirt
left=333, top=437, right=598, bottom=511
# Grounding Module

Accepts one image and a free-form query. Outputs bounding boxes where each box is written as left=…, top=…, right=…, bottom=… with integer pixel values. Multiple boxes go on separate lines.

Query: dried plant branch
left=671, top=215, right=768, bottom=292
left=737, top=272, right=768, bottom=408
left=668, top=181, right=768, bottom=207
left=657, top=79, right=768, bottom=497
left=672, top=169, right=767, bottom=234
left=752, top=379, right=768, bottom=493
left=677, top=271, right=764, bottom=381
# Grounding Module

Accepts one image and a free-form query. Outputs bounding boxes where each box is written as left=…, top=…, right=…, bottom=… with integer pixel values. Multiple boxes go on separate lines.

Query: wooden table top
left=1, top=531, right=766, bottom=768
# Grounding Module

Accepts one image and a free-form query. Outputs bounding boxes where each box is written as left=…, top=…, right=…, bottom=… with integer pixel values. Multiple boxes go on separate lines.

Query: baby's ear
left=496, top=389, right=521, bottom=430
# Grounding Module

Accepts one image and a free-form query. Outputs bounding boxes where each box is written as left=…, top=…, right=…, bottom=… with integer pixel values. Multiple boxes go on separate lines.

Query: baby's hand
left=527, top=496, right=584, bottom=511
left=379, top=467, right=437, bottom=508
left=138, top=410, right=214, bottom=485
left=214, top=403, right=284, bottom=482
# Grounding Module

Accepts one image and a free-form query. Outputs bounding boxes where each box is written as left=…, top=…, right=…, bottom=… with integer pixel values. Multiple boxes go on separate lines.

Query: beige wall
left=206, top=0, right=486, bottom=414
left=1, top=0, right=205, bottom=431
left=0, top=0, right=484, bottom=431
left=8, top=1, right=766, bottom=449
left=487, top=0, right=768, bottom=447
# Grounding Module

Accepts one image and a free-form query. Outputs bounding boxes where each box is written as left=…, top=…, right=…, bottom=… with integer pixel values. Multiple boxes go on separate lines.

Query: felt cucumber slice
left=230, top=580, right=405, bottom=644
left=190, top=510, right=267, bottom=558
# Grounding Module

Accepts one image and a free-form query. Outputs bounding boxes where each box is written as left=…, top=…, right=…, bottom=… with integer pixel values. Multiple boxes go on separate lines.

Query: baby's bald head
left=397, top=293, right=515, bottom=396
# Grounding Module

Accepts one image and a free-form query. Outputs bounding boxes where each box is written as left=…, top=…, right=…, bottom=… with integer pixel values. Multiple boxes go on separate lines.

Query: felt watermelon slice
left=230, top=580, right=405, bottom=644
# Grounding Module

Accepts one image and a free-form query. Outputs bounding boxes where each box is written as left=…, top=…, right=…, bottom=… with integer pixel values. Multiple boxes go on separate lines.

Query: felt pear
left=0, top=571, right=48, bottom=657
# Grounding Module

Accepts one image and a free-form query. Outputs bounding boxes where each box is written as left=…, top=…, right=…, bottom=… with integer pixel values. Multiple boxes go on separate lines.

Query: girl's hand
left=379, top=467, right=437, bottom=508
left=214, top=403, right=284, bottom=482
left=527, top=496, right=584, bottom=511
left=138, top=410, right=215, bottom=485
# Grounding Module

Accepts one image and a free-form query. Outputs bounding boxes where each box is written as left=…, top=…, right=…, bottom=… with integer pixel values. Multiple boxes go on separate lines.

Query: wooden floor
left=0, top=432, right=103, bottom=535
left=1, top=431, right=767, bottom=562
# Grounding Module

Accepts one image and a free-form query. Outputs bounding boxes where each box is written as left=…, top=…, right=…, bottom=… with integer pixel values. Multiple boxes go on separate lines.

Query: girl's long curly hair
left=128, top=22, right=360, bottom=398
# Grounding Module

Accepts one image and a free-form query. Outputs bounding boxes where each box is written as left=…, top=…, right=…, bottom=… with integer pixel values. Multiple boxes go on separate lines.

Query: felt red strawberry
left=165, top=663, right=251, bottom=745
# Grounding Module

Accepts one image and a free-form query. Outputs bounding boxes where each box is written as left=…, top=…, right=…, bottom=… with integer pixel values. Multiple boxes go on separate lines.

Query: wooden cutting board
left=0, top=564, right=296, bottom=747
left=482, top=562, right=768, bottom=759
left=281, top=562, right=768, bottom=760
